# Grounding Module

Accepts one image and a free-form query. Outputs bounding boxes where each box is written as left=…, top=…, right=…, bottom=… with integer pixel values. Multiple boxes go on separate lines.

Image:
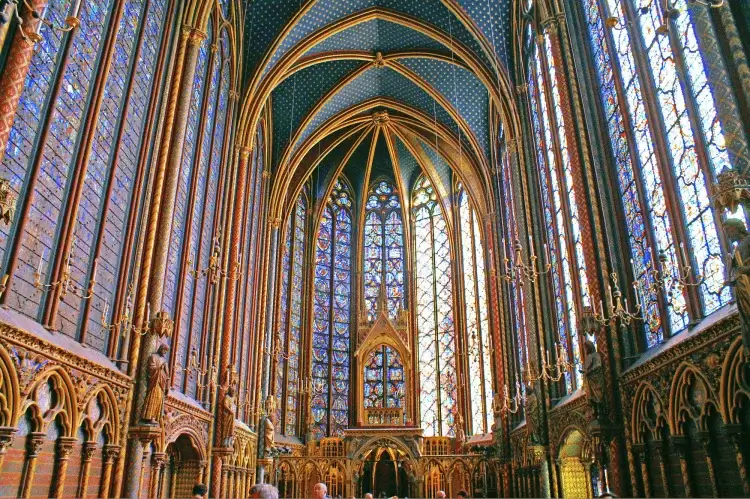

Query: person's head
left=248, top=483, right=279, bottom=499
left=157, top=343, right=169, bottom=355
left=436, top=491, right=446, bottom=498
left=192, top=483, right=207, bottom=497
left=313, top=482, right=327, bottom=499
left=457, top=490, right=469, bottom=499
left=364, top=494, right=374, bottom=499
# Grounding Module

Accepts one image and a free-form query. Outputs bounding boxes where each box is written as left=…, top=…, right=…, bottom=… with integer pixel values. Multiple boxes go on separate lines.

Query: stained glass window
left=363, top=179, right=405, bottom=321
left=0, top=0, right=168, bottom=352
left=363, top=345, right=405, bottom=412
left=311, top=180, right=352, bottom=438
left=414, top=175, right=457, bottom=437
left=527, top=37, right=583, bottom=392
left=276, top=194, right=307, bottom=436
left=580, top=0, right=736, bottom=347
left=500, top=142, right=528, bottom=404
left=457, top=187, right=493, bottom=435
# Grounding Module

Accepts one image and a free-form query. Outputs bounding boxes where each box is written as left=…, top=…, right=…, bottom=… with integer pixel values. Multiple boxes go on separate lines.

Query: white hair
left=249, top=483, right=279, bottom=499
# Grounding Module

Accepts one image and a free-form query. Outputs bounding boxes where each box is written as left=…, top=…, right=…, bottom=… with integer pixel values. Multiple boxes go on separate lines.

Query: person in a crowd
left=192, top=484, right=207, bottom=499
left=248, top=483, right=280, bottom=499
left=313, top=482, right=329, bottom=499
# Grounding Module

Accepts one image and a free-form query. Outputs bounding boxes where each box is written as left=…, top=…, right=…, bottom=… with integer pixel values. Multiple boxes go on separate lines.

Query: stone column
left=0, top=426, right=15, bottom=474
left=727, top=426, right=750, bottom=496
left=656, top=442, right=670, bottom=498
left=634, top=445, right=651, bottom=499
left=20, top=432, right=45, bottom=499
left=0, top=0, right=46, bottom=162
left=100, top=444, right=121, bottom=499
left=50, top=437, right=76, bottom=498
left=150, top=452, right=167, bottom=499
left=77, top=441, right=97, bottom=499
left=539, top=454, right=551, bottom=498
left=124, top=428, right=159, bottom=499
left=671, top=436, right=693, bottom=498
left=699, top=432, right=719, bottom=498
left=550, top=459, right=560, bottom=498
left=169, top=458, right=180, bottom=499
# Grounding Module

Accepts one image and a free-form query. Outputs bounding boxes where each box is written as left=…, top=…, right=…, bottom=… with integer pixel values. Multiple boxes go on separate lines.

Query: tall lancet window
left=414, top=175, right=457, bottom=437
left=363, top=179, right=405, bottom=321
left=457, top=186, right=493, bottom=435
left=276, top=194, right=307, bottom=436
left=579, top=0, right=741, bottom=348
left=527, top=27, right=587, bottom=393
left=312, top=180, right=353, bottom=438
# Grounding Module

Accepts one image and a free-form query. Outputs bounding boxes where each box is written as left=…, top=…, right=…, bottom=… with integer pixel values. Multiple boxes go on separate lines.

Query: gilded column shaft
left=0, top=0, right=46, bottom=162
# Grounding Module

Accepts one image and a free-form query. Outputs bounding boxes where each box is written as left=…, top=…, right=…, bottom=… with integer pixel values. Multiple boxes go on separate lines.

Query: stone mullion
left=656, top=442, right=671, bottom=498
left=0, top=0, right=47, bottom=161
left=43, top=0, right=127, bottom=327
left=635, top=445, right=651, bottom=498
left=672, top=436, right=693, bottom=498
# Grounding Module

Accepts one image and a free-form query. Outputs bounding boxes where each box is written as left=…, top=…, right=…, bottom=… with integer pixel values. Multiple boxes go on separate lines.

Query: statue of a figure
left=265, top=394, right=277, bottom=418
left=454, top=412, right=465, bottom=451
left=582, top=339, right=606, bottom=420
left=217, top=385, right=237, bottom=447
left=263, top=415, right=275, bottom=453
left=724, top=218, right=750, bottom=348
left=141, top=343, right=170, bottom=424
left=492, top=392, right=503, bottom=431
left=525, top=385, right=541, bottom=444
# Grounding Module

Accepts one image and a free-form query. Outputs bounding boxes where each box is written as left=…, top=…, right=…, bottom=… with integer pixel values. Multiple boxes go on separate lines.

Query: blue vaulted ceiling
left=241, top=0, right=512, bottom=210
left=242, top=0, right=512, bottom=87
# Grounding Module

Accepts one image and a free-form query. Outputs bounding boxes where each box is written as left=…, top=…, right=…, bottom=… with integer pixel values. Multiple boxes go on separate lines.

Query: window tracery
left=457, top=186, right=493, bottom=435
left=363, top=179, right=405, bottom=321
left=277, top=193, right=307, bottom=436
left=414, top=175, right=457, bottom=437
left=311, top=180, right=352, bottom=438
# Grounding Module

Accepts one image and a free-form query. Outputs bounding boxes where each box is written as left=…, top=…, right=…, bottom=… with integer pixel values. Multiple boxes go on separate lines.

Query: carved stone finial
left=712, top=170, right=750, bottom=215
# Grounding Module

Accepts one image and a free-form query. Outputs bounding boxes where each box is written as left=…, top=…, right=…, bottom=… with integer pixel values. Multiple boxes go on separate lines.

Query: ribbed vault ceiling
left=239, top=0, right=513, bottom=218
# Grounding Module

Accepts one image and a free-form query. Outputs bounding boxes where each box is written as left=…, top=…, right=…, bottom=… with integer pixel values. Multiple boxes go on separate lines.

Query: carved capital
left=0, top=427, right=15, bottom=454
left=670, top=435, right=689, bottom=458
left=152, top=451, right=167, bottom=468
left=27, top=432, right=46, bottom=457
left=238, top=146, right=252, bottom=160
left=262, top=170, right=271, bottom=180
left=184, top=26, right=208, bottom=46
left=103, top=444, right=121, bottom=464
left=269, top=217, right=282, bottom=228
left=81, top=441, right=98, bottom=462
left=56, top=437, right=77, bottom=460
left=515, top=84, right=528, bottom=95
